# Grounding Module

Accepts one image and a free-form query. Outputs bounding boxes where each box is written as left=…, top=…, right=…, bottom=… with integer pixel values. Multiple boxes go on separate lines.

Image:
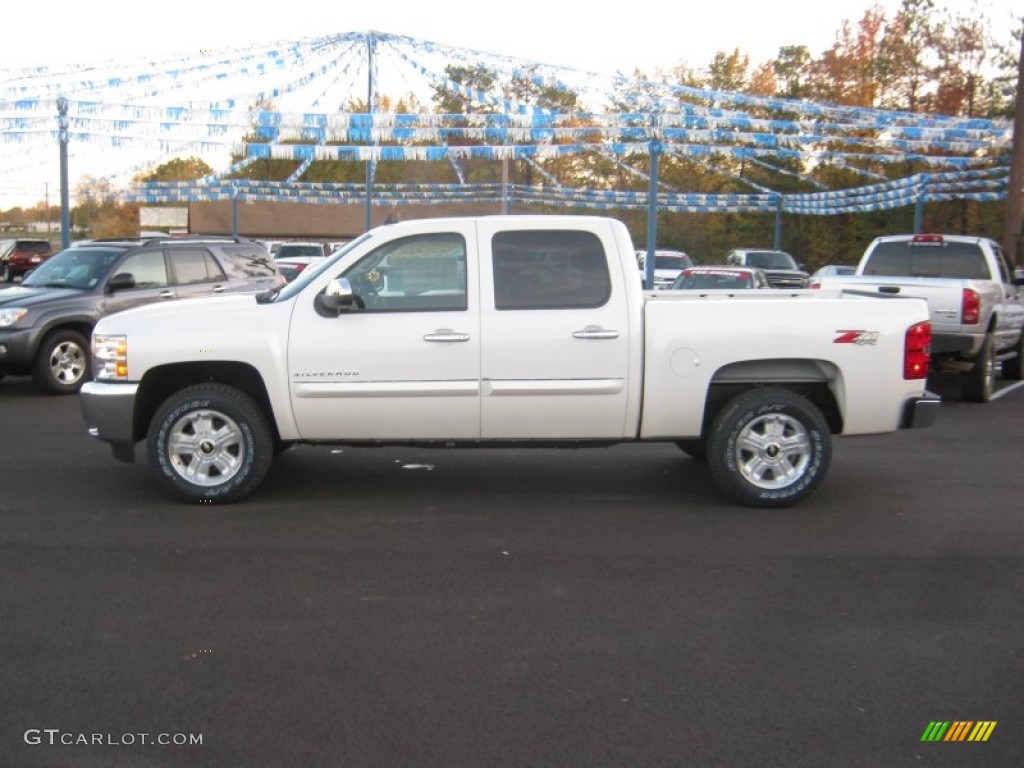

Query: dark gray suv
left=0, top=236, right=283, bottom=394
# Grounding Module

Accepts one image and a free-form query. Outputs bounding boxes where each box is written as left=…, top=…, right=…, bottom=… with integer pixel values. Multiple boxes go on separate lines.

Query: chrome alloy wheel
left=166, top=409, right=246, bottom=487
left=48, top=339, right=87, bottom=385
left=733, top=412, right=812, bottom=490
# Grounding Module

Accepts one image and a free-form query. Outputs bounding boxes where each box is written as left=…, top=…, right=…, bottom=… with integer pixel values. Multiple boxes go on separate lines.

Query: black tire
left=675, top=439, right=708, bottom=462
left=961, top=334, right=995, bottom=402
left=147, top=384, right=274, bottom=503
left=1002, top=332, right=1023, bottom=381
left=707, top=387, right=832, bottom=508
left=32, top=329, right=91, bottom=394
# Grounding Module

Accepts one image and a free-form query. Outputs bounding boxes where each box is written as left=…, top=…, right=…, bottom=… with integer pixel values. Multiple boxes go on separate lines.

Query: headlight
left=0, top=308, right=28, bottom=327
left=93, top=334, right=128, bottom=380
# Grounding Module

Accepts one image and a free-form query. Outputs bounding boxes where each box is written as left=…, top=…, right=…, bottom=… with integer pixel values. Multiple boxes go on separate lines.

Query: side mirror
left=105, top=272, right=135, bottom=293
left=316, top=277, right=358, bottom=316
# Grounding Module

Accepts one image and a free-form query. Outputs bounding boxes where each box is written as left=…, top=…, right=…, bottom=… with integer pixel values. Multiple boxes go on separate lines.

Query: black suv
left=725, top=248, right=810, bottom=289
left=0, top=236, right=283, bottom=394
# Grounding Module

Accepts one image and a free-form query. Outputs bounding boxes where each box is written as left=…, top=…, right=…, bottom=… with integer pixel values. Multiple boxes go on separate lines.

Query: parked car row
left=639, top=247, right=818, bottom=290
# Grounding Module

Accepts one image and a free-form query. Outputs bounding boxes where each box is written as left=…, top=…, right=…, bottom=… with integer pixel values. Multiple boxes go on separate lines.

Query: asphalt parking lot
left=1, top=373, right=1022, bottom=767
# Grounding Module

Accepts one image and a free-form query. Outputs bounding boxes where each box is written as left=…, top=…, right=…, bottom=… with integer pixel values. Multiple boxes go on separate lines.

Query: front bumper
left=79, top=381, right=140, bottom=462
left=900, top=391, right=941, bottom=429
left=0, top=327, right=36, bottom=373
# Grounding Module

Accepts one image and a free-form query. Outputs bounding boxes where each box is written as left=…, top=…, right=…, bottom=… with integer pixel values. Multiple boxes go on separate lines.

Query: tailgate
left=817, top=276, right=967, bottom=329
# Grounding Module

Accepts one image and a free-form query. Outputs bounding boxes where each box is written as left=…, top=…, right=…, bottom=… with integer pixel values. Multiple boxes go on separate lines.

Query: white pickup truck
left=815, top=234, right=1024, bottom=402
left=79, top=216, right=939, bottom=507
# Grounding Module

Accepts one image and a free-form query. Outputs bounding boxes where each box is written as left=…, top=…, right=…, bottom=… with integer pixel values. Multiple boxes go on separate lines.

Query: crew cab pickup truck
left=79, top=216, right=939, bottom=508
left=815, top=234, right=1024, bottom=402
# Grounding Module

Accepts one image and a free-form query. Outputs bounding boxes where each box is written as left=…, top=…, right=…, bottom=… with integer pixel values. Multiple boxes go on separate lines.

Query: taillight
left=904, top=321, right=931, bottom=379
left=961, top=289, right=980, bottom=325
left=911, top=234, right=944, bottom=245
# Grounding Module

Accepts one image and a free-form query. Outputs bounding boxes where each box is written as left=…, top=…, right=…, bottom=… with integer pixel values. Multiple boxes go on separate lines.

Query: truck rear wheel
left=147, top=384, right=274, bottom=503
left=1002, top=332, right=1023, bottom=381
left=707, top=387, right=831, bottom=508
left=961, top=333, right=995, bottom=402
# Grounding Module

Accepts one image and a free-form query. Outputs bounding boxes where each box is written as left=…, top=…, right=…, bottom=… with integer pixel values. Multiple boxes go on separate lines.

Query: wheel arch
left=698, top=358, right=844, bottom=438
left=134, top=362, right=277, bottom=443
left=31, top=318, right=95, bottom=358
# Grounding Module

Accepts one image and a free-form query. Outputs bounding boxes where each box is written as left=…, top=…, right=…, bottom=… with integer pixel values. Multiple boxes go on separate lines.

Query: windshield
left=271, top=234, right=371, bottom=302
left=276, top=244, right=324, bottom=258
left=21, top=247, right=124, bottom=289
left=746, top=251, right=798, bottom=270
left=674, top=271, right=752, bottom=290
left=654, top=255, right=691, bottom=270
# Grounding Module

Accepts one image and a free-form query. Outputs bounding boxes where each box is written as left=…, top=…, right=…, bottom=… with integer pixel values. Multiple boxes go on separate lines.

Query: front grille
left=768, top=276, right=808, bottom=288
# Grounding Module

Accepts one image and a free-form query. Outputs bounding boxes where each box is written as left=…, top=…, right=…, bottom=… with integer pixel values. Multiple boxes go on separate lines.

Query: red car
left=1, top=238, right=54, bottom=282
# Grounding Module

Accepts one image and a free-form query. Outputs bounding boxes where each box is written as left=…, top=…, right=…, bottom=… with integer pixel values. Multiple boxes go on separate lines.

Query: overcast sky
left=3, top=0, right=1020, bottom=76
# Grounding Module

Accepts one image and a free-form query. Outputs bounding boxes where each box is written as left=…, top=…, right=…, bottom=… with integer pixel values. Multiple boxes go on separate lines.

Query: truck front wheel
left=147, top=384, right=274, bottom=503
left=707, top=387, right=831, bottom=508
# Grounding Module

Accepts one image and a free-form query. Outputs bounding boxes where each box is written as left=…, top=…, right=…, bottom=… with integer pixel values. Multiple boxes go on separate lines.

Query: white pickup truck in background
left=80, top=216, right=939, bottom=508
left=815, top=234, right=1024, bottom=402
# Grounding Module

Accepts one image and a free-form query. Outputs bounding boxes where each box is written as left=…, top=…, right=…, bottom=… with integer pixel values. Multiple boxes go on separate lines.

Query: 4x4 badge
left=834, top=330, right=879, bottom=346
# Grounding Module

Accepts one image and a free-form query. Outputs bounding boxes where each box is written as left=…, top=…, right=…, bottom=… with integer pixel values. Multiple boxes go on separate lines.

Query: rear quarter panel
left=639, top=291, right=931, bottom=438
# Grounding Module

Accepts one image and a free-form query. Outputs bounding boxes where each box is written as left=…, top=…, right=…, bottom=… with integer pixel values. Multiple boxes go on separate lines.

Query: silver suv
left=0, top=236, right=283, bottom=394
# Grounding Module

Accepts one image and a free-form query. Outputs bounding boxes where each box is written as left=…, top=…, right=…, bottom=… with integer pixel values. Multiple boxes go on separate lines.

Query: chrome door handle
left=572, top=326, right=619, bottom=340
left=424, top=330, right=470, bottom=342
left=159, top=290, right=176, bottom=299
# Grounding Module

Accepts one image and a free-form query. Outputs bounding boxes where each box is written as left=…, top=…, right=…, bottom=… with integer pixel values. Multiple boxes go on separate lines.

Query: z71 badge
left=833, top=330, right=879, bottom=345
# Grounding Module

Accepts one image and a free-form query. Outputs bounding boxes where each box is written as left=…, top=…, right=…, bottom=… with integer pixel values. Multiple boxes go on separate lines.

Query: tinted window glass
left=277, top=244, right=325, bottom=258
left=493, top=230, right=610, bottom=310
left=864, top=242, right=989, bottom=279
left=746, top=251, right=797, bottom=269
left=677, top=272, right=752, bottom=289
left=218, top=245, right=277, bottom=278
left=14, top=240, right=52, bottom=254
left=654, top=254, right=692, bottom=269
left=171, top=248, right=226, bottom=284
left=342, top=233, right=467, bottom=312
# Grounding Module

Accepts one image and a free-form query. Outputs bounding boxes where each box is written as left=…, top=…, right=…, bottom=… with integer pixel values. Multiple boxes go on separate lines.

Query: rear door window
left=170, top=248, right=227, bottom=284
left=492, top=230, right=610, bottom=310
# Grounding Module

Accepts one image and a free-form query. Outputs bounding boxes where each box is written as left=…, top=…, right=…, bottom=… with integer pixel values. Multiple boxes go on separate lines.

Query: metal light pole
left=57, top=96, right=71, bottom=249
left=364, top=32, right=377, bottom=233
left=644, top=141, right=661, bottom=290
